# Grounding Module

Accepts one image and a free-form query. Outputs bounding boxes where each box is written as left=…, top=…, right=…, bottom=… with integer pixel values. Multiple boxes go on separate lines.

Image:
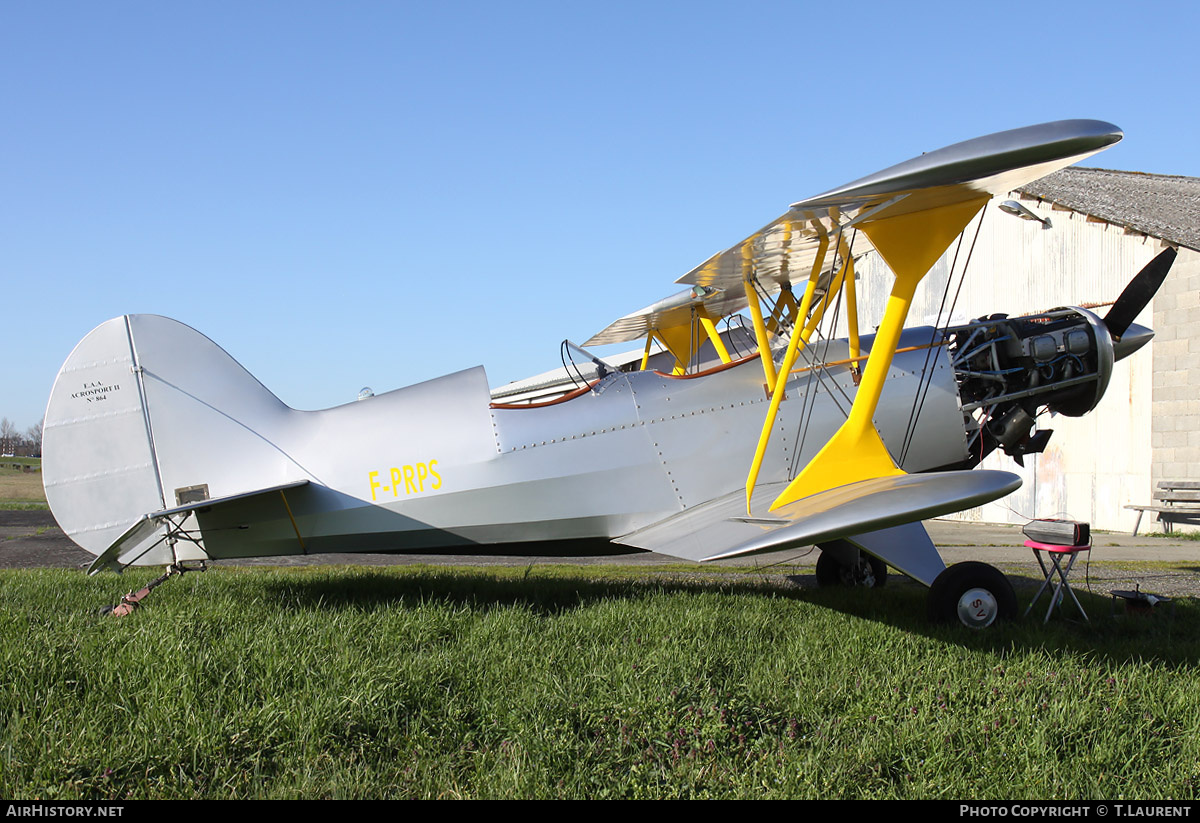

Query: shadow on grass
left=252, top=564, right=1200, bottom=667
left=259, top=565, right=812, bottom=616
left=799, top=573, right=1200, bottom=667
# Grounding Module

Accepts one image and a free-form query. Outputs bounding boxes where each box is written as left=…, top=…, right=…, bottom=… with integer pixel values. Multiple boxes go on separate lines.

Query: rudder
left=44, top=315, right=298, bottom=565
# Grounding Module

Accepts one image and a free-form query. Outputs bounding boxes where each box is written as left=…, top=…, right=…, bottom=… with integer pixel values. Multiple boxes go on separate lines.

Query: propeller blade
left=1103, top=247, right=1177, bottom=338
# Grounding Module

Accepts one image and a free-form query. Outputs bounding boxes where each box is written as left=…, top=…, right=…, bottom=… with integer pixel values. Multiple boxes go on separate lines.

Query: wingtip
left=790, top=119, right=1125, bottom=213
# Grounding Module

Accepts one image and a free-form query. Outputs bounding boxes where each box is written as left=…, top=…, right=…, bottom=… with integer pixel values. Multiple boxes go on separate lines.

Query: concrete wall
left=1151, top=247, right=1200, bottom=532
left=847, top=196, right=1172, bottom=532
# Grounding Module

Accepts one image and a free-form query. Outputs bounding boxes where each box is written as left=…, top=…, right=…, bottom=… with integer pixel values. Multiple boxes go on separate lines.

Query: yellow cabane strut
left=642, top=312, right=732, bottom=375
left=741, top=238, right=779, bottom=389
left=766, top=284, right=799, bottom=335
left=766, top=195, right=988, bottom=511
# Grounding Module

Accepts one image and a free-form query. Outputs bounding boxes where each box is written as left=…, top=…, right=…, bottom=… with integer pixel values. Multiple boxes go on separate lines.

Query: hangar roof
left=1017, top=167, right=1200, bottom=252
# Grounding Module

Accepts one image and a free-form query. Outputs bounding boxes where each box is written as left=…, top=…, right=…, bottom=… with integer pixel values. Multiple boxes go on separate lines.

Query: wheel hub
left=956, top=587, right=999, bottom=628
left=842, top=559, right=876, bottom=587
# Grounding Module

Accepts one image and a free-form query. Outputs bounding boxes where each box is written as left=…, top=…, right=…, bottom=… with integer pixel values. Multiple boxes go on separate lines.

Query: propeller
left=1042, top=247, right=1177, bottom=416
left=1103, top=247, right=1177, bottom=339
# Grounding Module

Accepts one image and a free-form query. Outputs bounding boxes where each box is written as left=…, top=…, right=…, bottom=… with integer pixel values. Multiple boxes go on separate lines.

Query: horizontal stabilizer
left=87, top=480, right=310, bottom=575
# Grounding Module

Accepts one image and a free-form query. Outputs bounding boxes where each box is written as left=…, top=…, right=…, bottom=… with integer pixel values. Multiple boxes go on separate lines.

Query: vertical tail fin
left=44, top=315, right=298, bottom=564
left=44, top=316, right=166, bottom=558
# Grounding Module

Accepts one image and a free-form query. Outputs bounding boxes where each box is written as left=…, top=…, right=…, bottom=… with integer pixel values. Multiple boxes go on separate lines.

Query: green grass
left=0, top=464, right=46, bottom=510
left=1, top=564, right=1198, bottom=799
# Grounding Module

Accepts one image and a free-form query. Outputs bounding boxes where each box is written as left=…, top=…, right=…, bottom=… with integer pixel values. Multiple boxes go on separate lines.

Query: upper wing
left=584, top=285, right=754, bottom=348
left=678, top=119, right=1122, bottom=295
left=586, top=120, right=1122, bottom=347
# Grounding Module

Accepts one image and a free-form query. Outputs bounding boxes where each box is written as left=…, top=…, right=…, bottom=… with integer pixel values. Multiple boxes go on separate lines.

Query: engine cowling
left=949, top=307, right=1138, bottom=466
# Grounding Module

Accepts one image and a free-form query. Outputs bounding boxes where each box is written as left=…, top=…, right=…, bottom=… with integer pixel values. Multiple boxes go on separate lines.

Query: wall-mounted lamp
left=999, top=200, right=1052, bottom=230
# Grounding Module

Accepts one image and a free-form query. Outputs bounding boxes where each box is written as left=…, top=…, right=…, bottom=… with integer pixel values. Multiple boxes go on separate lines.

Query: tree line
left=1, top=418, right=42, bottom=457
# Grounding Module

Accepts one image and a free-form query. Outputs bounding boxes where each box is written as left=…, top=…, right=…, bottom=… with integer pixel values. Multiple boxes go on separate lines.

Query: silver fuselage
left=195, top=331, right=968, bottom=560
left=43, top=316, right=968, bottom=565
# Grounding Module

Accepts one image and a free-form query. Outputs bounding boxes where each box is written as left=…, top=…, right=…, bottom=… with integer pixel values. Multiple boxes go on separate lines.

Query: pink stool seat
left=1024, top=539, right=1090, bottom=553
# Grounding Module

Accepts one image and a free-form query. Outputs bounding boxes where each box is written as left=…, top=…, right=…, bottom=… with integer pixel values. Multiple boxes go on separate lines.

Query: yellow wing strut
left=742, top=220, right=830, bottom=512
left=768, top=195, right=988, bottom=510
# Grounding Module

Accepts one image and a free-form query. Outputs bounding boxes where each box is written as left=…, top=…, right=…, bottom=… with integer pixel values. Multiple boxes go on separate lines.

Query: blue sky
left=3, top=1, right=1198, bottom=431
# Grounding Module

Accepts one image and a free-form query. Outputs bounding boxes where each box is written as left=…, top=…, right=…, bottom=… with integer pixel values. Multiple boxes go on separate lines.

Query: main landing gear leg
left=814, top=523, right=1016, bottom=628
left=815, top=540, right=888, bottom=587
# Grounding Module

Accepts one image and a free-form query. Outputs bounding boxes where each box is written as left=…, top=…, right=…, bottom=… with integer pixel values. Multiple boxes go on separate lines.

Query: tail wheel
left=815, top=550, right=888, bottom=588
left=927, top=561, right=1016, bottom=628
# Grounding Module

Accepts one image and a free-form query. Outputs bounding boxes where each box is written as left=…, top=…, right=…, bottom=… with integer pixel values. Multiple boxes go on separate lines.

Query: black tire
left=927, top=561, right=1017, bottom=628
left=815, top=549, right=888, bottom=588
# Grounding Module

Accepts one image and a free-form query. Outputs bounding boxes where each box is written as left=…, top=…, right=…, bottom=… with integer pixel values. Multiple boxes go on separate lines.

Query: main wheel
left=815, top=549, right=888, bottom=588
left=927, top=561, right=1017, bottom=628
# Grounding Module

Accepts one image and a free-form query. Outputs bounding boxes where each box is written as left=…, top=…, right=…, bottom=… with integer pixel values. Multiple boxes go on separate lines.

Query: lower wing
left=613, top=470, right=1020, bottom=583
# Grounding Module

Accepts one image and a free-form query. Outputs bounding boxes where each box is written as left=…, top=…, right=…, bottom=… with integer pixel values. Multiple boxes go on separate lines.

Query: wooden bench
left=1126, top=481, right=1200, bottom=535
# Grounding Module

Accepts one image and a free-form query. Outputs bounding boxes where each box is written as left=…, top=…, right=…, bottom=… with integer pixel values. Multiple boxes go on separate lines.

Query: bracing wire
left=788, top=227, right=853, bottom=479
left=789, top=280, right=849, bottom=479
left=898, top=208, right=988, bottom=467
left=897, top=226, right=968, bottom=463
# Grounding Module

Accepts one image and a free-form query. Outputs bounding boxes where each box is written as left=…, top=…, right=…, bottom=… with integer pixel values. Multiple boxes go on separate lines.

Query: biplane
left=43, top=119, right=1176, bottom=627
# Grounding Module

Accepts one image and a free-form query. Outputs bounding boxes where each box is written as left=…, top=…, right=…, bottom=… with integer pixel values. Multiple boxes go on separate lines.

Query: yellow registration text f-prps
left=368, top=460, right=442, bottom=500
